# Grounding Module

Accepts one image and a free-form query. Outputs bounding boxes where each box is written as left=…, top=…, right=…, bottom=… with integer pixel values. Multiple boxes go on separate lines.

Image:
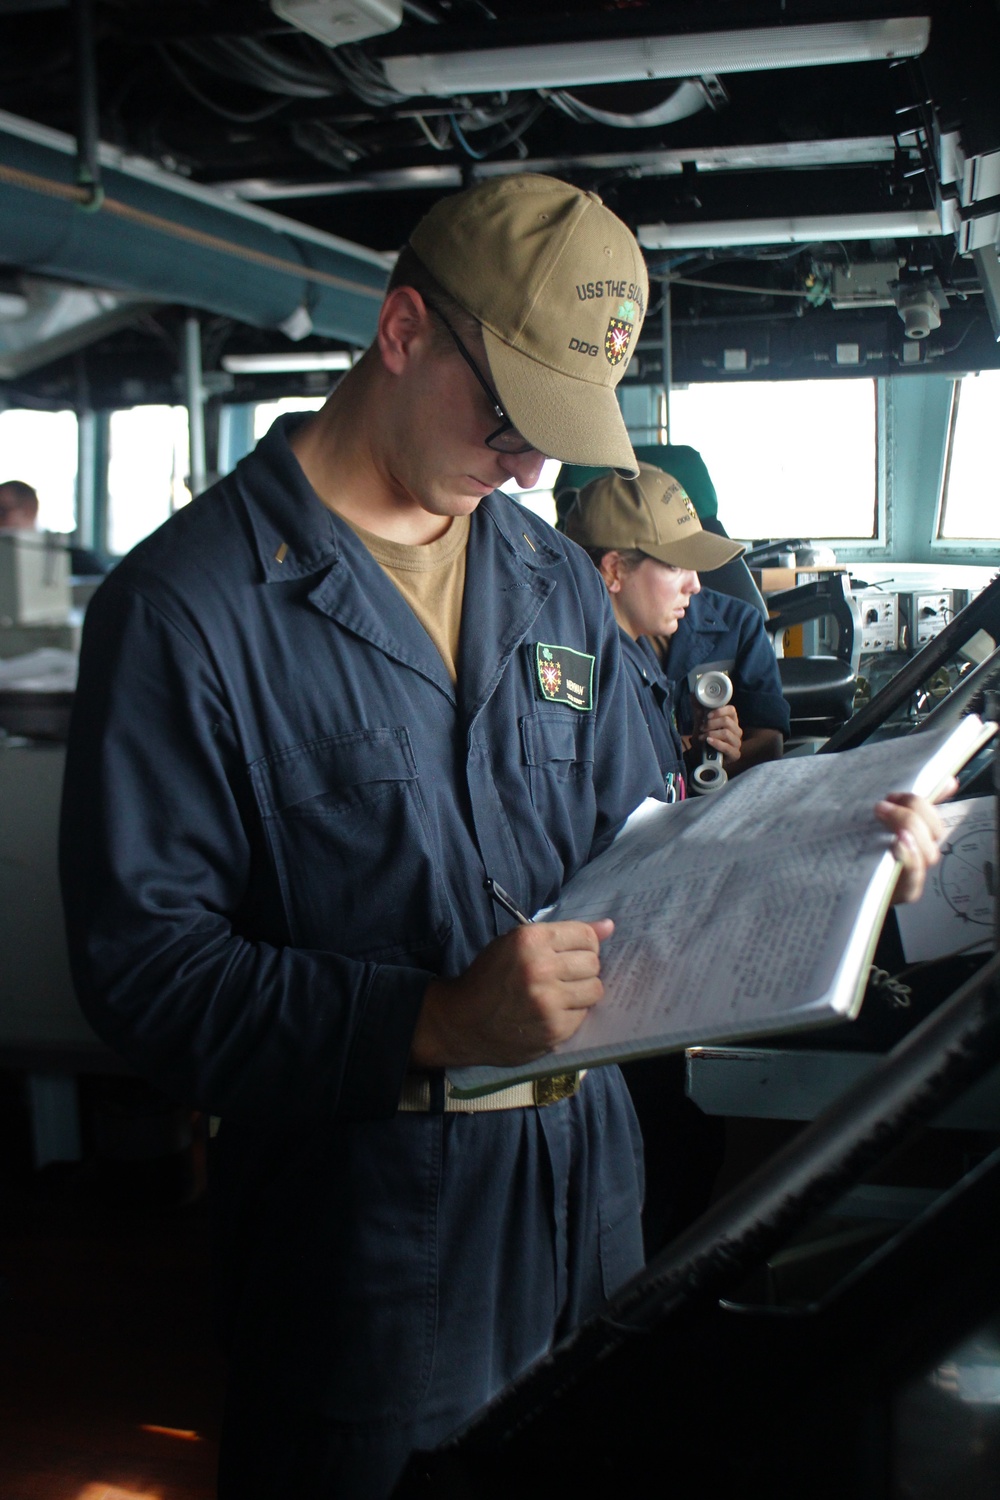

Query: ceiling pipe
left=0, top=109, right=391, bottom=347
left=183, top=315, right=208, bottom=498
left=71, top=0, right=102, bottom=210
left=221, top=136, right=905, bottom=205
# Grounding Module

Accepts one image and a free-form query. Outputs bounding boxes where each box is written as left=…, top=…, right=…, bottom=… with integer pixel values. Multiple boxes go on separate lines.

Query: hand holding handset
left=691, top=668, right=732, bottom=794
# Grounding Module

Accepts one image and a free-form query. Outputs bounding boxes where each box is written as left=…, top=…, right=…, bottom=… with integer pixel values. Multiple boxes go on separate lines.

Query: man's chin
left=414, top=490, right=485, bottom=525
left=446, top=483, right=493, bottom=510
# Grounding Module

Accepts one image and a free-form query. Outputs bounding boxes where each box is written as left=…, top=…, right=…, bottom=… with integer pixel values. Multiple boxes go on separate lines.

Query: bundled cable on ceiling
left=152, top=23, right=727, bottom=171
left=175, top=35, right=344, bottom=98
left=326, top=43, right=412, bottom=107
left=447, top=97, right=547, bottom=159
left=546, top=78, right=721, bottom=129
left=155, top=45, right=295, bottom=124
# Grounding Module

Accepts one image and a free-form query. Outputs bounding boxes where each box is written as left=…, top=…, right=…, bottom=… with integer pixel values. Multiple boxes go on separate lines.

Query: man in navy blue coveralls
left=59, top=174, right=946, bottom=1499
left=59, top=176, right=666, bottom=1498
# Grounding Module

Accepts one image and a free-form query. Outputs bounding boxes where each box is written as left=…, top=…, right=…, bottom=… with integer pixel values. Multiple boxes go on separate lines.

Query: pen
left=484, top=877, right=534, bottom=926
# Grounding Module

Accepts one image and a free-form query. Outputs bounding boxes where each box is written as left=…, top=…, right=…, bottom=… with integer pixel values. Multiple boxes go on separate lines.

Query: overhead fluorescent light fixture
left=638, top=209, right=947, bottom=251
left=383, top=18, right=930, bottom=96
left=223, top=140, right=902, bottom=204
left=221, top=351, right=355, bottom=374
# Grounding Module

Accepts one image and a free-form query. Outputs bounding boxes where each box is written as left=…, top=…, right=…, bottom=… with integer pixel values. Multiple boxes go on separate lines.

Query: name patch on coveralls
left=535, top=643, right=595, bottom=711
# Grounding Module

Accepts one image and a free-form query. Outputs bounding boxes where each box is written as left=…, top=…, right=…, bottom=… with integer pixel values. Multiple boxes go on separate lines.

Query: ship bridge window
left=938, top=371, right=1000, bottom=542
left=0, top=408, right=78, bottom=532
left=501, top=458, right=562, bottom=527
left=668, top=378, right=878, bottom=541
left=253, top=396, right=325, bottom=442
left=107, top=405, right=191, bottom=557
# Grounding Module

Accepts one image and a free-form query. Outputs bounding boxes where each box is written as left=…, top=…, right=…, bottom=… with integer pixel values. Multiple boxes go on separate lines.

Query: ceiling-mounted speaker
left=270, top=0, right=401, bottom=49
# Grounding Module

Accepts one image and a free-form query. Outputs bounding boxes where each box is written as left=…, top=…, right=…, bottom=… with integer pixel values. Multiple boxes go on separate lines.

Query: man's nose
left=686, top=570, right=702, bottom=595
left=497, top=448, right=546, bottom=490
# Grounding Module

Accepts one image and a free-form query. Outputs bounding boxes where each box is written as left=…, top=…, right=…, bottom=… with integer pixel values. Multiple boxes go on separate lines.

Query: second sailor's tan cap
left=563, top=462, right=745, bottom=571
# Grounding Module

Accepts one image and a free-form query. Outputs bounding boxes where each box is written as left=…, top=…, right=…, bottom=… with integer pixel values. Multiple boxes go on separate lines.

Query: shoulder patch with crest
left=535, top=643, right=595, bottom=711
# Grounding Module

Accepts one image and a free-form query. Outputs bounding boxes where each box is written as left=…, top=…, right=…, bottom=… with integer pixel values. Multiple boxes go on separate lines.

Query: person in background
left=556, top=447, right=789, bottom=772
left=555, top=441, right=759, bottom=610
left=0, top=477, right=109, bottom=575
left=563, top=462, right=747, bottom=794
left=561, top=462, right=941, bottom=1255
left=0, top=478, right=40, bottom=529
left=662, top=578, right=788, bottom=772
left=561, top=462, right=748, bottom=1249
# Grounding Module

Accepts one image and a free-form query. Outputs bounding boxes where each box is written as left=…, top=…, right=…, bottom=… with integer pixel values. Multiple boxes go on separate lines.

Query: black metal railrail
left=395, top=949, right=1000, bottom=1495
left=912, top=641, right=1000, bottom=731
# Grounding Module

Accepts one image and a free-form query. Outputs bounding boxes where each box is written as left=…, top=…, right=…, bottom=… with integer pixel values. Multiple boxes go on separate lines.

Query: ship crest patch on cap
left=660, top=476, right=699, bottom=526
left=604, top=300, right=637, bottom=367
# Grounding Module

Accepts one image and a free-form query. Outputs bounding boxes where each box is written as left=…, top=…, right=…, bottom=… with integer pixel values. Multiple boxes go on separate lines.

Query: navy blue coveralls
left=665, top=587, right=790, bottom=740
left=617, top=628, right=687, bottom=802
left=59, top=416, right=663, bottom=1497
left=614, top=626, right=733, bottom=1258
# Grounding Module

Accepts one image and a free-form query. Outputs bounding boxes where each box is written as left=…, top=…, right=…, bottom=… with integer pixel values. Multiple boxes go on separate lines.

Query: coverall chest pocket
left=249, top=727, right=450, bottom=960
left=520, top=707, right=597, bottom=867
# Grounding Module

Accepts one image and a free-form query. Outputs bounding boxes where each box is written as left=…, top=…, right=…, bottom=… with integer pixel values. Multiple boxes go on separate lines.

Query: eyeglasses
left=424, top=302, right=537, bottom=455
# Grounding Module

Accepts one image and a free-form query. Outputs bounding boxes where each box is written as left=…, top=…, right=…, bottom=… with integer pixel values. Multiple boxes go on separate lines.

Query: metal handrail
left=913, top=643, right=1000, bottom=731
left=406, top=950, right=1000, bottom=1474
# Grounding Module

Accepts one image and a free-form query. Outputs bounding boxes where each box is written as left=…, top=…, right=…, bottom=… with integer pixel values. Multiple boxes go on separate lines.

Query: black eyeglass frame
left=424, top=301, right=536, bottom=455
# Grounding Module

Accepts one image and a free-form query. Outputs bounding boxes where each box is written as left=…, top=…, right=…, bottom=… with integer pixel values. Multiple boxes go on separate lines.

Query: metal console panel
left=686, top=1044, right=1000, bottom=1130
left=0, top=531, right=70, bottom=627
left=0, top=740, right=111, bottom=1067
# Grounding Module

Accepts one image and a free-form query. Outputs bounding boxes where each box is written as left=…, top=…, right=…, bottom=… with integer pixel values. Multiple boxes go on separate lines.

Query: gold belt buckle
left=532, top=1071, right=580, bottom=1107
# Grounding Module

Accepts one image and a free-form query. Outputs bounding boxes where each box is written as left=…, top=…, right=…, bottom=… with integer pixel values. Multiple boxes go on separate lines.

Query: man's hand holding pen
left=408, top=784, right=953, bottom=1071
left=411, top=918, right=615, bottom=1069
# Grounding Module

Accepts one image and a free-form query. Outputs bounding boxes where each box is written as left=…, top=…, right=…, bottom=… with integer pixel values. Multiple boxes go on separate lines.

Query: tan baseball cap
left=408, top=174, right=647, bottom=476
left=563, top=463, right=745, bottom=571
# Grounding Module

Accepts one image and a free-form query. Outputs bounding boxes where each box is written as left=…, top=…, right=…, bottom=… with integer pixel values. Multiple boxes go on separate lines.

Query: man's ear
left=377, top=286, right=431, bottom=374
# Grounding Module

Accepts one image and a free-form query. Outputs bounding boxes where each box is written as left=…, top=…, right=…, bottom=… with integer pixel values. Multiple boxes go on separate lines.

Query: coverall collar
left=241, top=412, right=566, bottom=582
left=238, top=412, right=568, bottom=708
left=240, top=413, right=343, bottom=583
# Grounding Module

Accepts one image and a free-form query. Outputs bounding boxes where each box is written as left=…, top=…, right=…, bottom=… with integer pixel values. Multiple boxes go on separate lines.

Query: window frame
left=663, top=375, right=887, bottom=555
left=931, top=375, right=1000, bottom=556
left=105, top=403, right=192, bottom=557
